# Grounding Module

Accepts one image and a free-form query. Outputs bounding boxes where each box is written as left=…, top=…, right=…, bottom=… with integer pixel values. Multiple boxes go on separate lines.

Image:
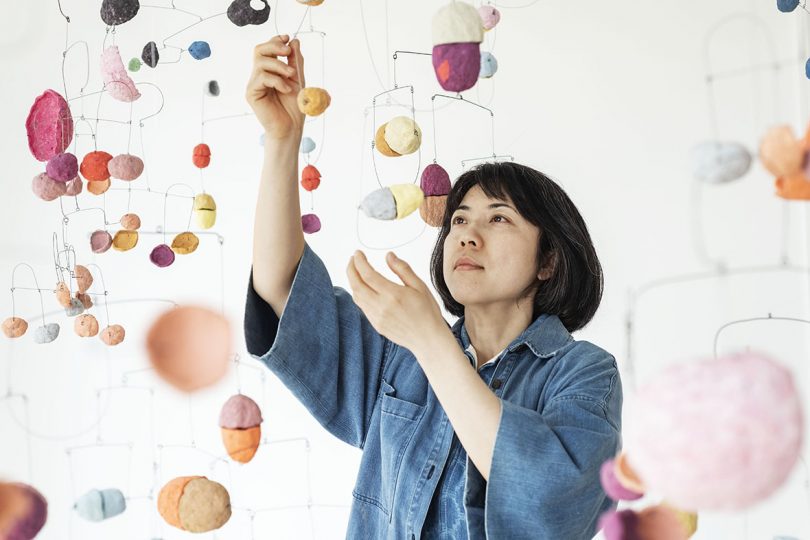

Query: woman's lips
left=455, top=264, right=483, bottom=271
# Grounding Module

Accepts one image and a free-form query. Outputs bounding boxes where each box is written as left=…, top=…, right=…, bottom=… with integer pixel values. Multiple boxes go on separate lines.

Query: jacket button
left=491, top=379, right=503, bottom=389
left=426, top=465, right=435, bottom=479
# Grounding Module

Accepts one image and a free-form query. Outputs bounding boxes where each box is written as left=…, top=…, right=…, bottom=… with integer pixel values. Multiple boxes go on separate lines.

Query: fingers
left=352, top=251, right=396, bottom=296
left=248, top=71, right=293, bottom=96
left=346, top=256, right=373, bottom=304
left=254, top=56, right=297, bottom=80
left=287, top=38, right=306, bottom=88
left=253, top=34, right=292, bottom=59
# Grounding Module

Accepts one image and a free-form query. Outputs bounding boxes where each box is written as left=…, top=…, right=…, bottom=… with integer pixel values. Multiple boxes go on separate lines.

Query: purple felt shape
left=46, top=153, right=79, bottom=182
left=420, top=163, right=451, bottom=196
left=600, top=459, right=643, bottom=501
left=7, top=483, right=48, bottom=540
left=432, top=43, right=481, bottom=93
left=302, top=213, right=321, bottom=234
left=90, top=231, right=113, bottom=254
left=219, top=394, right=263, bottom=429
left=150, top=244, right=175, bottom=267
left=597, top=510, right=639, bottom=540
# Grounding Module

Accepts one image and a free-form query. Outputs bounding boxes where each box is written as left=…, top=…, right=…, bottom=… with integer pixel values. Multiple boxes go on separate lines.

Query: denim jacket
left=244, top=243, right=623, bottom=539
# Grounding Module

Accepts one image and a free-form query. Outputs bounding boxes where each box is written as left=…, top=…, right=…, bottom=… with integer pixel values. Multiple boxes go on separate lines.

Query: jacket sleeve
left=244, top=242, right=391, bottom=449
left=484, top=348, right=623, bottom=539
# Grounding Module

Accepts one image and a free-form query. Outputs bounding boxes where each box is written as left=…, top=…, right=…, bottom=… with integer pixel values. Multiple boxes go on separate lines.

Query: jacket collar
left=450, top=312, right=573, bottom=359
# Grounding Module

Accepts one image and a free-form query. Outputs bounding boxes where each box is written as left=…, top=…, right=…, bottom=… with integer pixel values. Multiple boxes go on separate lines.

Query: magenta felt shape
left=599, top=459, right=643, bottom=501
left=90, top=231, right=113, bottom=253
left=432, top=43, right=480, bottom=93
left=150, top=244, right=175, bottom=267
left=302, top=213, right=321, bottom=234
left=420, top=164, right=451, bottom=196
left=46, top=153, right=78, bottom=182
left=101, top=46, right=141, bottom=102
left=219, top=394, right=263, bottom=429
left=6, top=483, right=47, bottom=540
left=32, top=173, right=67, bottom=201
left=26, top=89, right=74, bottom=162
left=597, top=510, right=638, bottom=540
left=108, top=154, right=144, bottom=181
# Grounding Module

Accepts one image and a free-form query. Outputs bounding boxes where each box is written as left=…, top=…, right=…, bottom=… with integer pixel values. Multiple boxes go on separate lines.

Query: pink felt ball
left=46, top=153, right=78, bottom=182
left=420, top=163, right=452, bottom=196
left=65, top=176, right=83, bottom=196
left=150, top=244, right=176, bottom=267
left=219, top=394, right=263, bottom=429
left=26, top=89, right=74, bottom=162
left=432, top=42, right=481, bottom=93
left=32, top=173, right=67, bottom=201
left=301, top=213, right=321, bottom=234
left=108, top=154, right=144, bottom=181
left=90, top=230, right=113, bottom=253
left=600, top=458, right=643, bottom=501
left=478, top=5, right=501, bottom=30
left=626, top=351, right=804, bottom=511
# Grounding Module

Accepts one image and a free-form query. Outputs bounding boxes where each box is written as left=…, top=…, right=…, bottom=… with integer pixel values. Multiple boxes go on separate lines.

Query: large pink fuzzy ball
left=626, top=351, right=804, bottom=511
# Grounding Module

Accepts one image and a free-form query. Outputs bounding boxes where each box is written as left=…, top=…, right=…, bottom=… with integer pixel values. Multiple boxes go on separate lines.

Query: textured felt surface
left=759, top=125, right=803, bottom=177
left=74, top=314, right=99, bottom=337
left=46, top=153, right=78, bottom=182
left=33, top=323, right=60, bottom=344
left=193, top=194, right=217, bottom=229
left=90, top=230, right=113, bottom=253
left=64, top=298, right=85, bottom=317
left=65, top=176, right=83, bottom=196
left=300, top=136, right=316, bottom=153
left=301, top=164, right=321, bottom=191
left=171, top=232, right=200, bottom=254
left=177, top=478, right=231, bottom=532
left=418, top=195, right=446, bottom=227
left=74, top=265, right=93, bottom=293
left=100, top=324, right=126, bottom=346
left=189, top=41, right=211, bottom=60
left=432, top=42, right=481, bottom=92
left=150, top=244, right=175, bottom=267
left=691, top=141, right=751, bottom=184
left=301, top=213, right=321, bottom=233
left=141, top=41, right=159, bottom=67
left=389, top=183, right=424, bottom=219
left=432, top=1, right=484, bottom=45
left=120, top=213, right=141, bottom=230
left=100, top=0, right=140, bottom=25
left=158, top=476, right=201, bottom=529
left=374, top=123, right=400, bottom=157
left=420, top=163, right=451, bottom=196
left=193, top=143, right=211, bottom=168
left=479, top=51, right=498, bottom=78
left=80, top=151, right=113, bottom=182
left=101, top=46, right=141, bottom=102
left=359, top=187, right=397, bottom=220
left=384, top=116, right=421, bottom=155
left=112, top=230, right=138, bottom=251
left=26, top=89, right=73, bottom=162
left=2, top=317, right=28, bottom=338
left=219, top=394, right=263, bottom=429
left=108, top=154, right=144, bottom=181
left=32, top=173, right=66, bottom=201
left=55, top=282, right=71, bottom=308
left=87, top=178, right=111, bottom=195
left=221, top=426, right=261, bottom=463
left=478, top=5, right=501, bottom=30
left=297, top=87, right=331, bottom=116
left=227, top=0, right=270, bottom=27
left=74, top=488, right=126, bottom=522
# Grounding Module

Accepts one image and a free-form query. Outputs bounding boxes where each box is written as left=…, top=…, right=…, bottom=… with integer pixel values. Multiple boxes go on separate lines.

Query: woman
left=244, top=35, right=622, bottom=539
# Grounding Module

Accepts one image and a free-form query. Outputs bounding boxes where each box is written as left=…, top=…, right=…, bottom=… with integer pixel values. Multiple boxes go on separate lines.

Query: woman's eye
left=492, top=215, right=507, bottom=223
left=452, top=216, right=464, bottom=225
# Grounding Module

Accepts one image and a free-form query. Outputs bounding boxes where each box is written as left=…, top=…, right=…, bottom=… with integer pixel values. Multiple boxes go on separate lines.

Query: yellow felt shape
left=389, top=183, right=425, bottom=219
left=193, top=194, right=217, bottom=229
left=384, top=116, right=422, bottom=155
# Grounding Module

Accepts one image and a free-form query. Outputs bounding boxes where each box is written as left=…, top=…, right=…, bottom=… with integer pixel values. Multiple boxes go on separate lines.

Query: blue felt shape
left=189, top=41, right=212, bottom=60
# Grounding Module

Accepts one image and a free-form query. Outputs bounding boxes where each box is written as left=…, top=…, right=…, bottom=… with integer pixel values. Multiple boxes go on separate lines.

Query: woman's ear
left=537, top=250, right=557, bottom=281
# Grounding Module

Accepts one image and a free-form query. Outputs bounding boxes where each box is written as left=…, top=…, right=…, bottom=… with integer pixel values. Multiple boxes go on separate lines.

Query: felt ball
left=805, top=57, right=810, bottom=80
left=663, top=504, right=698, bottom=538
left=108, top=154, right=144, bottom=181
left=227, top=0, right=271, bottom=27
left=390, top=184, right=425, bottom=219
left=419, top=196, right=447, bottom=227
left=75, top=314, right=99, bottom=338
left=599, top=506, right=688, bottom=540
left=26, top=89, right=74, bottom=162
left=478, top=5, right=501, bottom=30
left=193, top=143, right=211, bottom=168
left=360, top=187, right=397, bottom=220
left=420, top=163, right=452, bottom=196
left=100, top=324, right=126, bottom=346
left=600, top=458, right=643, bottom=501
left=74, top=488, right=126, bottom=522
left=626, top=351, right=804, bottom=511
left=614, top=451, right=645, bottom=493
left=0, top=483, right=30, bottom=536
left=4, top=483, right=47, bottom=540
left=55, top=282, right=72, bottom=308
left=301, top=165, right=321, bottom=191
left=90, top=230, right=113, bottom=254
left=2, top=317, right=28, bottom=338
left=87, top=178, right=111, bottom=195
left=46, top=153, right=78, bottom=182
left=146, top=306, right=232, bottom=392
left=300, top=136, right=316, bottom=154
left=33, top=323, right=60, bottom=344
left=65, top=298, right=85, bottom=317
left=297, top=87, right=331, bottom=116
left=171, top=232, right=200, bottom=254
left=777, top=0, right=800, bottom=12
left=128, top=58, right=141, bottom=72
left=219, top=394, right=263, bottom=463
left=158, top=477, right=231, bottom=532
left=221, top=426, right=261, bottom=463
left=65, top=176, right=83, bottom=196
left=141, top=41, right=159, bottom=68
left=100, top=0, right=140, bottom=25
left=775, top=171, right=810, bottom=200
left=297, top=0, right=324, bottom=4
left=101, top=46, right=141, bottom=102
left=76, top=292, right=93, bottom=309
left=479, top=51, right=498, bottom=78
left=301, top=213, right=321, bottom=234
left=32, top=173, right=67, bottom=201
left=75, top=265, right=94, bottom=296
left=120, top=213, right=141, bottom=230
left=432, top=2, right=485, bottom=45
left=384, top=116, right=422, bottom=155
left=112, top=230, right=139, bottom=251
left=760, top=125, right=803, bottom=177
left=150, top=244, right=175, bottom=267
left=374, top=123, right=400, bottom=157
left=206, top=80, right=220, bottom=97
left=432, top=42, right=481, bottom=92
left=193, top=193, right=217, bottom=229
left=80, top=151, right=113, bottom=182
left=690, top=141, right=752, bottom=184
left=188, top=41, right=211, bottom=60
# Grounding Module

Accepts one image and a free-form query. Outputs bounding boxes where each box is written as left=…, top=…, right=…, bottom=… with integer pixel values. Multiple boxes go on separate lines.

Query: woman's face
left=443, top=185, right=543, bottom=311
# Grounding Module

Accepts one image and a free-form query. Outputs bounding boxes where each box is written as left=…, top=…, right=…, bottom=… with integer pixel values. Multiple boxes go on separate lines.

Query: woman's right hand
left=246, top=34, right=306, bottom=142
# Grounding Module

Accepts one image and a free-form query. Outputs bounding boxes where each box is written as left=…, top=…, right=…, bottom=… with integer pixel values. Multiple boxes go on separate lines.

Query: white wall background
left=1, top=0, right=809, bottom=538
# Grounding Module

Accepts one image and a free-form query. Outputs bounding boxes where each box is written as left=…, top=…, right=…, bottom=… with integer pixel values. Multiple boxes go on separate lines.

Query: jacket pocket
left=379, top=378, right=425, bottom=521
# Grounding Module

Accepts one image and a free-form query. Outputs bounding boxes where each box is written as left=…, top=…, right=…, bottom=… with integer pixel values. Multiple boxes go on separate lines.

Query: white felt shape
left=432, top=2, right=484, bottom=46
left=691, top=141, right=752, bottom=184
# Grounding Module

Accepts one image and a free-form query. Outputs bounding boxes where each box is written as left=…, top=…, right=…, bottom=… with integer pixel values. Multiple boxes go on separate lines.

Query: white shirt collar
left=466, top=342, right=504, bottom=370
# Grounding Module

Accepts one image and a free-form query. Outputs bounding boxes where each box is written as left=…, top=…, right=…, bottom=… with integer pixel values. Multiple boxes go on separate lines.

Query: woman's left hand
left=347, top=250, right=449, bottom=356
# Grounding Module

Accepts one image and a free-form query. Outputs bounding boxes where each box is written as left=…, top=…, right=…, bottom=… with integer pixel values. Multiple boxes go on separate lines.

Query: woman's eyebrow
left=455, top=202, right=516, bottom=212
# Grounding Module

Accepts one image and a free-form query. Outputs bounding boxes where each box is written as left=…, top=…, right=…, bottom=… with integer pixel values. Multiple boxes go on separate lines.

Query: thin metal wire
left=370, top=85, right=421, bottom=189
left=431, top=93, right=497, bottom=164
left=712, top=314, right=810, bottom=359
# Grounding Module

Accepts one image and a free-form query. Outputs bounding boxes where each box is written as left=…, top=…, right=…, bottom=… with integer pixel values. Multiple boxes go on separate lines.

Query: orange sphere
left=193, top=144, right=211, bottom=168
left=80, top=151, right=113, bottom=181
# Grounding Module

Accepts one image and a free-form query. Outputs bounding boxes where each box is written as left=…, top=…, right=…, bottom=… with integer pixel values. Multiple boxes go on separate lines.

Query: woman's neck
left=463, top=302, right=533, bottom=363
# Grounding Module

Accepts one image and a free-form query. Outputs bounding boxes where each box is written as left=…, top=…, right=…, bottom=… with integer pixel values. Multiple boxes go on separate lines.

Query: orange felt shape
left=776, top=172, right=810, bottom=200
left=221, top=426, right=261, bottom=463
left=193, top=144, right=211, bottom=168
left=87, top=178, right=111, bottom=195
left=301, top=165, right=321, bottom=191
left=157, top=476, right=202, bottom=529
left=80, top=151, right=113, bottom=181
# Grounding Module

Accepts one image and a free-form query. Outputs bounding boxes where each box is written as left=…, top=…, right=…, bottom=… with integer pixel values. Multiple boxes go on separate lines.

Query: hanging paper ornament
left=759, top=125, right=803, bottom=177
left=32, top=173, right=67, bottom=201
left=74, top=314, right=100, bottom=337
left=87, top=178, right=111, bottom=195
left=301, top=165, right=321, bottom=191
left=141, top=41, right=159, bottom=68
left=193, top=143, right=211, bottom=168
left=479, top=51, right=498, bottom=78
left=626, top=351, right=803, bottom=511
left=101, top=46, right=141, bottom=102
left=171, top=232, right=200, bottom=254
left=227, top=0, right=271, bottom=26
left=108, top=154, right=144, bottom=181
left=2, top=483, right=47, bottom=540
left=297, top=87, right=331, bottom=116
left=478, top=5, right=501, bottom=30
left=33, top=323, right=60, bottom=344
left=219, top=394, right=263, bottom=463
left=777, top=0, right=800, bottom=12
left=193, top=193, right=217, bottom=229
left=100, top=0, right=140, bottom=25
left=55, top=282, right=72, bottom=308
left=690, top=141, right=752, bottom=184
left=146, top=305, right=232, bottom=392
left=112, top=230, right=138, bottom=251
left=431, top=2, right=484, bottom=92
left=775, top=171, right=810, bottom=200
left=157, top=476, right=231, bottom=532
left=128, top=58, right=141, bottom=72
left=188, top=41, right=211, bottom=60
left=149, top=244, right=175, bottom=267
left=90, top=230, right=113, bottom=254
left=374, top=124, right=400, bottom=157
left=80, top=151, right=113, bottom=182
left=360, top=184, right=424, bottom=220
left=206, top=80, right=220, bottom=97
left=74, top=488, right=126, bottom=522
left=65, top=298, right=85, bottom=317
left=419, top=163, right=451, bottom=227
left=300, top=136, right=316, bottom=154
left=301, top=213, right=321, bottom=234
left=384, top=116, right=422, bottom=155
left=46, top=153, right=78, bottom=182
left=2, top=317, right=28, bottom=338
left=100, top=324, right=126, bottom=346
left=26, top=89, right=74, bottom=162
left=120, top=213, right=141, bottom=230
left=65, top=176, right=83, bottom=196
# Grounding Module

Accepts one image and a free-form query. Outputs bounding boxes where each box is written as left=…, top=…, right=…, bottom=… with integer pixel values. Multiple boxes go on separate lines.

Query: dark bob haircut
left=429, top=161, right=603, bottom=333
